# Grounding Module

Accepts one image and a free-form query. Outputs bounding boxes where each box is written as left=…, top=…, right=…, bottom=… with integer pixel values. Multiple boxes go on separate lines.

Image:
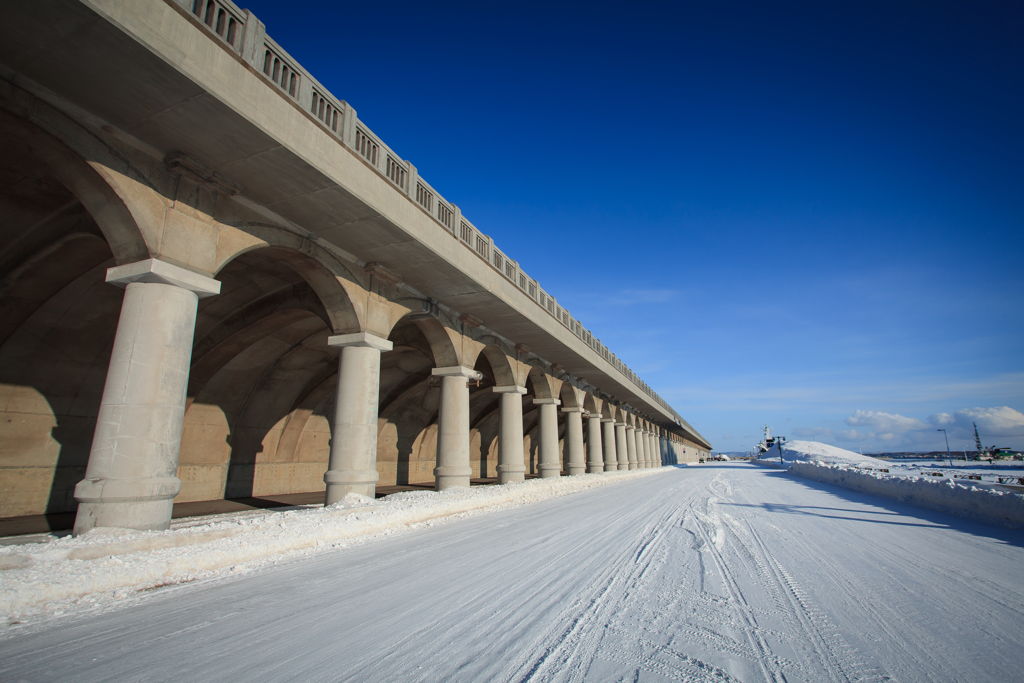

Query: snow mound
left=759, top=440, right=887, bottom=467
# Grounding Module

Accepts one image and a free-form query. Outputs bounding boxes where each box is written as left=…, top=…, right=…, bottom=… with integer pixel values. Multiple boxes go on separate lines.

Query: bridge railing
left=173, top=0, right=689, bottom=429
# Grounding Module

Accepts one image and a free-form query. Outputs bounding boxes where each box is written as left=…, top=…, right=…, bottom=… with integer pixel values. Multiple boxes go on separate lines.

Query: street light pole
left=937, top=429, right=952, bottom=468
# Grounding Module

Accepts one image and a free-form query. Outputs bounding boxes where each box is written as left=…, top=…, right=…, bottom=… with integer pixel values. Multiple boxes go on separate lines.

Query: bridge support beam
left=73, top=260, right=220, bottom=535
left=639, top=428, right=650, bottom=468
left=323, top=333, right=393, bottom=505
left=535, top=398, right=562, bottom=478
left=586, top=414, right=604, bottom=473
left=494, top=385, right=527, bottom=484
left=433, top=366, right=482, bottom=490
left=648, top=431, right=658, bottom=468
left=563, top=407, right=585, bottom=476
left=602, top=419, right=617, bottom=473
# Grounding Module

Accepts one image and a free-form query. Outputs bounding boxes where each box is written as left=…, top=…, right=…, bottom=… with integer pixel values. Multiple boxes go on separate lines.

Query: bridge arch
left=214, top=227, right=364, bottom=335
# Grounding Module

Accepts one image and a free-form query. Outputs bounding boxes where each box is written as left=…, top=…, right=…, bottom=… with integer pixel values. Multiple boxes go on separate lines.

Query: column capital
left=432, top=365, right=483, bottom=380
left=533, top=397, right=561, bottom=406
left=601, top=418, right=615, bottom=423
left=492, top=385, right=528, bottom=395
left=328, top=332, right=393, bottom=352
left=561, top=406, right=584, bottom=414
left=106, top=258, right=220, bottom=298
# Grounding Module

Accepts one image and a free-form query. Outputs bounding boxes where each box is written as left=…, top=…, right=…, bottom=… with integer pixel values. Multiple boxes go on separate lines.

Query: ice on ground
left=757, top=439, right=887, bottom=467
left=0, top=468, right=665, bottom=623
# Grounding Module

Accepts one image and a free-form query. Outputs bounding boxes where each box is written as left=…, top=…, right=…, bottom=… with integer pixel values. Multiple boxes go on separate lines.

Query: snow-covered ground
left=2, top=464, right=1023, bottom=682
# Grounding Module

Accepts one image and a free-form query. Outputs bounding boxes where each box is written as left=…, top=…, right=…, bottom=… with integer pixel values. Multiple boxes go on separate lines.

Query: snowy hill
left=758, top=440, right=887, bottom=467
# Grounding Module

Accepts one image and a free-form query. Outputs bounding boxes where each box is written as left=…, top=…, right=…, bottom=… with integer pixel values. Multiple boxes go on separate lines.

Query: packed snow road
left=3, top=464, right=1023, bottom=682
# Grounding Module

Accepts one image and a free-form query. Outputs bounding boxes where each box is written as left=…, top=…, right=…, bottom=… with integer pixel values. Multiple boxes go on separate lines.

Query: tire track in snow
left=687, top=477, right=791, bottom=682
left=502, top=478, right=706, bottom=682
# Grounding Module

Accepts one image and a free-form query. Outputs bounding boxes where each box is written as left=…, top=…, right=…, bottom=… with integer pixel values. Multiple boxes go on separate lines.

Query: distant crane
left=973, top=422, right=1008, bottom=463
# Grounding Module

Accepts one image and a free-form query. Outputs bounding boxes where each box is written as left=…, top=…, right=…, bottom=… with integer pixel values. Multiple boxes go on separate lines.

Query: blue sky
left=236, top=0, right=1024, bottom=453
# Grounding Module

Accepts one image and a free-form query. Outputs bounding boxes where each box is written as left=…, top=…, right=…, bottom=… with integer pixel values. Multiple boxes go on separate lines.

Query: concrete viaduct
left=0, top=0, right=711, bottom=534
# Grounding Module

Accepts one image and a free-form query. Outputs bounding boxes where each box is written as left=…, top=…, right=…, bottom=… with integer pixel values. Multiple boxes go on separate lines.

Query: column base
left=73, top=499, right=175, bottom=535
left=567, top=465, right=586, bottom=476
left=73, top=475, right=181, bottom=534
left=434, top=466, right=471, bottom=490
left=587, top=464, right=604, bottom=474
left=538, top=464, right=561, bottom=478
left=324, top=469, right=379, bottom=505
left=496, top=465, right=525, bottom=484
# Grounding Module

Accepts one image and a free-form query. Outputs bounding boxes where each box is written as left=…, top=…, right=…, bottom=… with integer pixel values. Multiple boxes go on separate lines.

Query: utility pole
left=937, top=429, right=952, bottom=468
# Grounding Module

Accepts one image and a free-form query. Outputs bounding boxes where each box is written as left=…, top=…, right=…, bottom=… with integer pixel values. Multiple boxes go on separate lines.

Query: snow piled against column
left=0, top=469, right=666, bottom=622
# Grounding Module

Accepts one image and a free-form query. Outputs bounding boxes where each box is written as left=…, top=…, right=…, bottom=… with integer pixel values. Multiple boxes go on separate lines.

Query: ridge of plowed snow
left=0, top=469, right=666, bottom=622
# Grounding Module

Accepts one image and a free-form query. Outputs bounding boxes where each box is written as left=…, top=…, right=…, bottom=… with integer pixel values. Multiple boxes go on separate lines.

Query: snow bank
left=757, top=440, right=887, bottom=467
left=790, top=461, right=1024, bottom=528
left=0, top=469, right=665, bottom=621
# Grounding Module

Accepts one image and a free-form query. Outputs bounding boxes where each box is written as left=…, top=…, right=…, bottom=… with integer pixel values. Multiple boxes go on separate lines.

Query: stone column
left=493, top=385, right=527, bottom=484
left=602, top=418, right=617, bottom=473
left=563, top=406, right=585, bottom=476
left=323, top=332, right=393, bottom=505
left=586, top=413, right=604, bottom=473
left=73, top=259, right=220, bottom=534
left=660, top=435, right=668, bottom=466
left=626, top=425, right=638, bottom=470
left=535, top=398, right=562, bottom=478
left=433, top=366, right=482, bottom=490
left=614, top=420, right=629, bottom=471
left=648, top=431, right=658, bottom=468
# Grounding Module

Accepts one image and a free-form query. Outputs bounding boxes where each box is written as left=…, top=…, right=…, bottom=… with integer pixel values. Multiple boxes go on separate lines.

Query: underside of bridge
left=0, top=0, right=711, bottom=529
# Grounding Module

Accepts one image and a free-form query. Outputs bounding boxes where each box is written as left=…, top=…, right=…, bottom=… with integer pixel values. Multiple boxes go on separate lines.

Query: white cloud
left=836, top=429, right=864, bottom=442
left=844, top=410, right=929, bottom=434
left=928, top=407, right=1024, bottom=442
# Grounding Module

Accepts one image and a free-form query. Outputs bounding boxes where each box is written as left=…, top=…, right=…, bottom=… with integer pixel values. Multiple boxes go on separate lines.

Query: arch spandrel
left=558, top=382, right=582, bottom=409
left=473, top=345, right=517, bottom=387
left=526, top=366, right=559, bottom=400
left=0, top=108, right=150, bottom=265
left=409, top=317, right=461, bottom=369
